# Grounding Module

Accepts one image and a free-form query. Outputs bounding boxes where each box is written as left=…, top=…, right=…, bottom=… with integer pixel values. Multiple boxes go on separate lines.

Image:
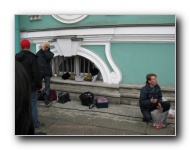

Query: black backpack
left=62, top=72, right=71, bottom=80
left=90, top=68, right=99, bottom=76
left=58, top=92, right=71, bottom=103
left=79, top=92, right=94, bottom=106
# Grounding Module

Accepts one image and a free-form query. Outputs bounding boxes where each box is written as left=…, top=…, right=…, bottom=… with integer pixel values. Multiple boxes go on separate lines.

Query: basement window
left=51, top=55, right=102, bottom=81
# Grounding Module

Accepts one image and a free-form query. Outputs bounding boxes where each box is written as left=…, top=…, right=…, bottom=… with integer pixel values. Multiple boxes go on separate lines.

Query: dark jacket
left=15, top=50, right=42, bottom=92
left=139, top=84, right=162, bottom=108
left=36, top=48, right=54, bottom=77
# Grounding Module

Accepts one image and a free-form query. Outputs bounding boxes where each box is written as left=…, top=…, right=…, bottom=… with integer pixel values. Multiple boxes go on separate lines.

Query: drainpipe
left=15, top=15, right=20, bottom=54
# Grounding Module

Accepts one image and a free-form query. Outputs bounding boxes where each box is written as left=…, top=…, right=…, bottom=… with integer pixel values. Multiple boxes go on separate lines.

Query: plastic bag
left=168, top=108, right=175, bottom=119
left=162, top=97, right=168, bottom=102
left=151, top=108, right=169, bottom=130
left=75, top=75, right=84, bottom=82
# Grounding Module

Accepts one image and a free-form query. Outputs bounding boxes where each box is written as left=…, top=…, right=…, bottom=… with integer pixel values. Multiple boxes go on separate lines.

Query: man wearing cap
left=15, top=39, right=43, bottom=128
left=36, top=42, right=54, bottom=107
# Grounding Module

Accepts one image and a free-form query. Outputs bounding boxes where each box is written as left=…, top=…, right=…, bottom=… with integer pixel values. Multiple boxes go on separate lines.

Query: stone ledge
left=120, top=84, right=175, bottom=91
left=49, top=77, right=175, bottom=106
left=51, top=77, right=119, bottom=88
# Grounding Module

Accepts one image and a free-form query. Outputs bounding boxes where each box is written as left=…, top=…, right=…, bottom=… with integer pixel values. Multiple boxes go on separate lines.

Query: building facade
left=15, top=15, right=175, bottom=87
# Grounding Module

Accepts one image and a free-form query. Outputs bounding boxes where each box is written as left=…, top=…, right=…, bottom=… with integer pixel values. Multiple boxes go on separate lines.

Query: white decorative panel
left=52, top=15, right=87, bottom=24
left=57, top=39, right=72, bottom=56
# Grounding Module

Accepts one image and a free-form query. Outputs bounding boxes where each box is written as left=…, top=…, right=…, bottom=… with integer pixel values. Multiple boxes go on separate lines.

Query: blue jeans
left=43, top=76, right=50, bottom=104
left=140, top=101, right=171, bottom=122
left=31, top=90, right=40, bottom=128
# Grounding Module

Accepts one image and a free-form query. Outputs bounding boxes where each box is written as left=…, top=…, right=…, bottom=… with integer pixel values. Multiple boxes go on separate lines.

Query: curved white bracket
left=105, top=43, right=122, bottom=84
left=81, top=42, right=122, bottom=84
left=77, top=47, right=112, bottom=84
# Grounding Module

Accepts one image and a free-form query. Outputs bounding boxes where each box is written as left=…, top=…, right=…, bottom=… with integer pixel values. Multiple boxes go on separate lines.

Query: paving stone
left=36, top=101, right=175, bottom=136
left=145, top=123, right=176, bottom=135
left=35, top=116, right=56, bottom=134
left=88, top=115, right=147, bottom=134
left=41, top=120, right=142, bottom=135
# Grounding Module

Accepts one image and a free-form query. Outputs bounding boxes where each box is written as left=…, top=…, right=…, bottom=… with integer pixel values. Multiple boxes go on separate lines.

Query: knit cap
left=20, top=39, right=30, bottom=49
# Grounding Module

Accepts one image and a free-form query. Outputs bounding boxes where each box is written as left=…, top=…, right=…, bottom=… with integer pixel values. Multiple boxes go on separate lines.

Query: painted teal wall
left=81, top=45, right=113, bottom=72
left=111, top=43, right=175, bottom=87
left=15, top=16, right=20, bottom=54
left=30, top=44, right=37, bottom=54
left=19, top=15, right=175, bottom=31
left=16, top=15, right=175, bottom=87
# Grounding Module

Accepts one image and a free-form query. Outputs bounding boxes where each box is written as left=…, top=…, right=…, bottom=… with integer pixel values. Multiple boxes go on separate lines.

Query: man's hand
left=150, top=97, right=157, bottom=103
left=157, top=103, right=162, bottom=109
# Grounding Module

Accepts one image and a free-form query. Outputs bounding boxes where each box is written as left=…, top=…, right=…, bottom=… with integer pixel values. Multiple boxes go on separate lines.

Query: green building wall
left=111, top=43, right=175, bottom=87
left=19, top=15, right=175, bottom=31
left=16, top=15, right=175, bottom=87
left=81, top=45, right=113, bottom=72
left=15, top=16, right=20, bottom=54
left=80, top=43, right=175, bottom=87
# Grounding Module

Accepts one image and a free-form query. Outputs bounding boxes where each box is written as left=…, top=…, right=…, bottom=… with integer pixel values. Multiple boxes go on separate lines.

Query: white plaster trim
left=111, top=34, right=175, bottom=42
left=77, top=47, right=112, bottom=84
left=113, top=27, right=175, bottom=35
left=21, top=26, right=175, bottom=42
left=105, top=43, right=122, bottom=83
left=31, top=39, right=53, bottom=44
left=81, top=42, right=122, bottom=84
left=21, top=28, right=113, bottom=38
left=52, top=15, right=87, bottom=24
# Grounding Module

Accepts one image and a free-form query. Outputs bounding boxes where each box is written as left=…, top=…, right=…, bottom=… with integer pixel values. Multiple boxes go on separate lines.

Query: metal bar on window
left=52, top=57, right=55, bottom=76
left=70, top=57, right=73, bottom=72
left=66, top=58, right=69, bottom=72
left=56, top=56, right=58, bottom=76
left=62, top=56, right=64, bottom=74
left=57, top=56, right=60, bottom=77
left=88, top=60, right=90, bottom=73
left=72, top=57, right=74, bottom=73
left=83, top=58, right=85, bottom=76
left=79, top=56, right=81, bottom=75
left=75, top=56, right=79, bottom=75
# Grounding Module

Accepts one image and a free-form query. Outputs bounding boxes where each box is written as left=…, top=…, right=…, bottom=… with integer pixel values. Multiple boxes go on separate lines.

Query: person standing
left=15, top=39, right=43, bottom=128
left=139, top=73, right=171, bottom=122
left=15, top=60, right=34, bottom=135
left=36, top=42, right=54, bottom=107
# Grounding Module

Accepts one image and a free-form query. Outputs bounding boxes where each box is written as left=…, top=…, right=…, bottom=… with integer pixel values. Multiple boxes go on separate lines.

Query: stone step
left=48, top=77, right=175, bottom=107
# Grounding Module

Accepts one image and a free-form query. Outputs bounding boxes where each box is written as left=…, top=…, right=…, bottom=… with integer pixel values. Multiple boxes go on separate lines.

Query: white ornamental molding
left=81, top=42, right=122, bottom=84
left=77, top=46, right=111, bottom=84
left=52, top=15, right=87, bottom=24
left=21, top=26, right=175, bottom=42
left=105, top=43, right=122, bottom=83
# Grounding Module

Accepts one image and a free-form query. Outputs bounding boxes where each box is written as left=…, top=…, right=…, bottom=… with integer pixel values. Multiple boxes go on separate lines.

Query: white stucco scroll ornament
left=52, top=15, right=87, bottom=24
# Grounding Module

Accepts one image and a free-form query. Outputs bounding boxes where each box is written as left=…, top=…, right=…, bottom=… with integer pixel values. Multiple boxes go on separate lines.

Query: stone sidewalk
left=35, top=100, right=175, bottom=136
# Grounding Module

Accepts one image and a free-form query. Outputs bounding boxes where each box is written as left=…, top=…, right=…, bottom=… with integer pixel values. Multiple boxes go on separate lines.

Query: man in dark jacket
left=139, top=73, right=170, bottom=122
left=36, top=42, right=54, bottom=107
left=15, top=39, right=43, bottom=128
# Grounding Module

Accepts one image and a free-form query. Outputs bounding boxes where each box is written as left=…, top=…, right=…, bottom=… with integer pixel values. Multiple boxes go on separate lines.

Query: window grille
left=51, top=55, right=102, bottom=80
